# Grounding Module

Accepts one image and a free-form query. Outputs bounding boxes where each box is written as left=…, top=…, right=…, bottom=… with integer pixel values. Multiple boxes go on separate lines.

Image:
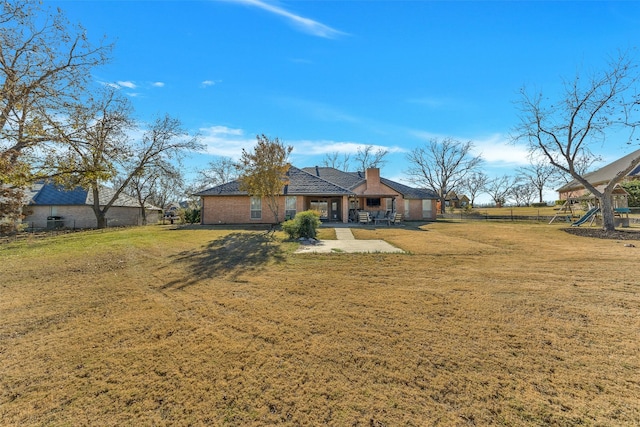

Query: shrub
left=621, top=180, right=640, bottom=207
left=281, top=210, right=321, bottom=239
left=531, top=202, right=549, bottom=208
left=181, top=208, right=200, bottom=224
left=281, top=219, right=297, bottom=239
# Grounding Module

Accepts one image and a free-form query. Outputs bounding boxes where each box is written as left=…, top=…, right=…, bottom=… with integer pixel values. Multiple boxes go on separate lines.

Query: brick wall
left=202, top=196, right=290, bottom=224
left=201, top=194, right=437, bottom=224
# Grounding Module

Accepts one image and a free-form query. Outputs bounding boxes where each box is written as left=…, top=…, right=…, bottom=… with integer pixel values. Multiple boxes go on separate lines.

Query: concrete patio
left=294, top=227, right=404, bottom=254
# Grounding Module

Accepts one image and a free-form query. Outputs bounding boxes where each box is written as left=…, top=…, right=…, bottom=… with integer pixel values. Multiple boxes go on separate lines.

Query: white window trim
left=250, top=196, right=262, bottom=220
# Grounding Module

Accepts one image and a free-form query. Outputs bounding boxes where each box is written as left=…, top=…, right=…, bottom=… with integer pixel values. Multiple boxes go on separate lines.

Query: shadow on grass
left=162, top=232, right=285, bottom=290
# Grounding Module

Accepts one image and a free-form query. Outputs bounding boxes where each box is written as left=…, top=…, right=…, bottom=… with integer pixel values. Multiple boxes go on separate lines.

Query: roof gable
left=558, top=149, right=640, bottom=192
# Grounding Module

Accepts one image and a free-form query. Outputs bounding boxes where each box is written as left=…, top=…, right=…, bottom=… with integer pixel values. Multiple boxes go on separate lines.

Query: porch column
left=342, top=196, right=350, bottom=223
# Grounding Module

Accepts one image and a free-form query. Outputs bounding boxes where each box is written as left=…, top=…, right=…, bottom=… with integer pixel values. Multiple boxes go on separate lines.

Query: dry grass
left=1, top=222, right=639, bottom=426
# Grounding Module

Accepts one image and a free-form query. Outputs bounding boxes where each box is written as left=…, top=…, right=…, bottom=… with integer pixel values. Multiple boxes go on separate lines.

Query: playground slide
left=571, top=207, right=600, bottom=226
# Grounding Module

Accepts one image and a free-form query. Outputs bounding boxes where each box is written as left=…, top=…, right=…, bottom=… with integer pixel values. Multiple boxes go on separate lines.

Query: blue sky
left=54, top=0, right=640, bottom=202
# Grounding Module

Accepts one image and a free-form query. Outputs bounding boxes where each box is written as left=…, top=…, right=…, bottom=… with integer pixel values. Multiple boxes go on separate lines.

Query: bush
left=531, top=202, right=549, bottom=208
left=281, top=210, right=321, bottom=239
left=181, top=208, right=201, bottom=224
left=621, top=180, right=640, bottom=207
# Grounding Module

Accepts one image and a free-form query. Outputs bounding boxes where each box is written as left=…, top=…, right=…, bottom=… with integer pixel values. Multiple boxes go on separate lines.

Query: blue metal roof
left=32, top=183, right=89, bottom=205
left=29, top=182, right=157, bottom=209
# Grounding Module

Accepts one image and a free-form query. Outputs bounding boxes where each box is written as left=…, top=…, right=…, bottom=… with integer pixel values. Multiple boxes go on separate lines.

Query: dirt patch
left=563, top=227, right=640, bottom=240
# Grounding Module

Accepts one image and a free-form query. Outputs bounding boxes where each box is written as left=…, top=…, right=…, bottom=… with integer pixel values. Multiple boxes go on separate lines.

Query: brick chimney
left=364, top=168, right=382, bottom=194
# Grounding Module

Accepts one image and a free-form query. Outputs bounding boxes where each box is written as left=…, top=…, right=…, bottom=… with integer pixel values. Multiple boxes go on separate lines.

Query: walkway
left=295, top=227, right=404, bottom=254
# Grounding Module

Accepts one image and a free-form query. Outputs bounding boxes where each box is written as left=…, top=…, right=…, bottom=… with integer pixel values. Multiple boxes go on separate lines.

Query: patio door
left=310, top=200, right=329, bottom=219
left=330, top=199, right=341, bottom=221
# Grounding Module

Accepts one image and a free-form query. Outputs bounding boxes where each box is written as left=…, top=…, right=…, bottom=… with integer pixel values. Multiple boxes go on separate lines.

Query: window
left=422, top=200, right=432, bottom=218
left=285, top=196, right=297, bottom=219
left=250, top=197, right=262, bottom=219
left=366, top=197, right=381, bottom=207
left=385, top=198, right=393, bottom=211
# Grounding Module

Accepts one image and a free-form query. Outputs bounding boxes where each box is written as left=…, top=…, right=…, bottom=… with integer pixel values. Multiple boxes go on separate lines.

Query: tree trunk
left=94, top=210, right=107, bottom=229
left=140, top=207, right=147, bottom=225
left=267, top=196, right=280, bottom=224
left=600, top=193, right=616, bottom=232
left=439, top=196, right=446, bottom=214
left=91, top=185, right=108, bottom=229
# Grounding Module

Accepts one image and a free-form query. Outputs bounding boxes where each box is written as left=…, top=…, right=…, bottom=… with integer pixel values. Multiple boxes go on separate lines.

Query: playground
left=550, top=184, right=634, bottom=228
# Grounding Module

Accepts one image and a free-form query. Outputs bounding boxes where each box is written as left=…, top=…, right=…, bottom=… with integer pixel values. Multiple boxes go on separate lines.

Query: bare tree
left=514, top=51, right=640, bottom=231
left=406, top=137, right=483, bottom=214
left=517, top=158, right=561, bottom=203
left=486, top=175, right=517, bottom=207
left=0, top=0, right=111, bottom=231
left=122, top=160, right=183, bottom=225
left=148, top=171, right=184, bottom=211
left=510, top=182, right=537, bottom=207
left=237, top=134, right=292, bottom=223
left=197, top=157, right=237, bottom=189
left=322, top=151, right=351, bottom=171
left=354, top=145, right=388, bottom=171
left=459, top=171, right=489, bottom=208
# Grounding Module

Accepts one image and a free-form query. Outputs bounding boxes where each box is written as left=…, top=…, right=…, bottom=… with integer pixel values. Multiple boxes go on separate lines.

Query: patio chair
left=391, top=212, right=402, bottom=225
left=358, top=211, right=371, bottom=224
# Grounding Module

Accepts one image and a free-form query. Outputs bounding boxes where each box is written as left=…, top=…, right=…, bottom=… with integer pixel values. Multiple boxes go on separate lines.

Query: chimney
left=364, top=168, right=382, bottom=194
left=365, top=168, right=380, bottom=186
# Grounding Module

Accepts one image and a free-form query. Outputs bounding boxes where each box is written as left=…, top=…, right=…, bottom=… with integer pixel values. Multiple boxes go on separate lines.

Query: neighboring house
left=196, top=167, right=438, bottom=224
left=22, top=182, right=161, bottom=229
left=557, top=149, right=640, bottom=208
left=444, top=191, right=470, bottom=208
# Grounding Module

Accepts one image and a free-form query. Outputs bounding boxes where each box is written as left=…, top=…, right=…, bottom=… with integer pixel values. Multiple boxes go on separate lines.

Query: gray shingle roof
left=195, top=166, right=355, bottom=196
left=558, top=149, right=640, bottom=192
left=196, top=166, right=437, bottom=199
left=285, top=167, right=354, bottom=195
left=301, top=167, right=365, bottom=190
left=380, top=178, right=438, bottom=199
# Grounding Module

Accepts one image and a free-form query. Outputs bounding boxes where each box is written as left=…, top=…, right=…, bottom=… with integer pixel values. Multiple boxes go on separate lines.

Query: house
left=444, top=191, right=470, bottom=208
left=22, top=182, right=161, bottom=229
left=196, top=167, right=438, bottom=224
left=557, top=149, right=640, bottom=208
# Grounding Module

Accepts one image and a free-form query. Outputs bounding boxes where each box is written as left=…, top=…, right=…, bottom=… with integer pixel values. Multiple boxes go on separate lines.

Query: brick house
left=22, top=182, right=161, bottom=229
left=557, top=149, right=640, bottom=208
left=196, top=167, right=438, bottom=224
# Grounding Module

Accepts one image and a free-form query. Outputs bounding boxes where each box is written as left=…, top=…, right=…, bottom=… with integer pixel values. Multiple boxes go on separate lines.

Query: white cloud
left=117, top=80, right=137, bottom=89
left=223, top=0, right=346, bottom=39
left=152, top=82, right=165, bottom=87
left=199, top=125, right=255, bottom=158
left=470, top=134, right=530, bottom=166
left=409, top=130, right=530, bottom=167
left=292, top=140, right=406, bottom=156
left=201, top=80, right=222, bottom=88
